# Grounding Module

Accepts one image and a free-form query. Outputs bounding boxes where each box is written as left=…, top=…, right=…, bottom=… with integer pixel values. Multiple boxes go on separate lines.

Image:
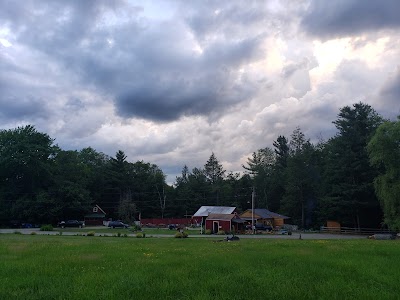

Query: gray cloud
left=0, top=95, right=49, bottom=120
left=302, top=0, right=400, bottom=38
left=0, top=0, right=269, bottom=123
left=380, top=67, right=400, bottom=106
left=0, top=0, right=399, bottom=182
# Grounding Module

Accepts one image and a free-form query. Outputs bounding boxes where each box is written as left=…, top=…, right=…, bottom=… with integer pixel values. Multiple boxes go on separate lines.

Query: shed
left=205, top=214, right=245, bottom=233
left=192, top=206, right=236, bottom=226
left=84, top=205, right=107, bottom=226
left=240, top=208, right=289, bottom=228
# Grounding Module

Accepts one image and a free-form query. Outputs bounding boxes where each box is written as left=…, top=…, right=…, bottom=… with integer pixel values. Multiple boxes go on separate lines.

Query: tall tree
left=243, top=147, right=275, bottom=209
left=108, top=150, right=132, bottom=213
left=0, top=125, right=56, bottom=224
left=368, top=117, right=400, bottom=230
left=321, top=102, right=384, bottom=228
left=273, top=135, right=289, bottom=169
left=270, top=135, right=289, bottom=211
left=204, top=153, right=225, bottom=205
left=281, top=128, right=319, bottom=228
left=204, top=153, right=225, bottom=185
left=50, top=150, right=92, bottom=221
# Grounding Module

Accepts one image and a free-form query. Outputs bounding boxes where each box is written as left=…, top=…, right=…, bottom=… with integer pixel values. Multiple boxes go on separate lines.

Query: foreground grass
left=0, top=235, right=399, bottom=300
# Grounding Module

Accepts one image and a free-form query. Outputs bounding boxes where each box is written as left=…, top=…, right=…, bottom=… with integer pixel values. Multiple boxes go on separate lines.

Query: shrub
left=14, top=231, right=22, bottom=234
left=136, top=232, right=144, bottom=238
left=174, top=232, right=188, bottom=238
left=117, top=232, right=121, bottom=237
left=40, top=224, right=53, bottom=231
left=30, top=231, right=37, bottom=235
left=205, top=229, right=212, bottom=235
left=87, top=231, right=95, bottom=236
left=123, top=233, right=128, bottom=237
left=217, top=230, right=226, bottom=235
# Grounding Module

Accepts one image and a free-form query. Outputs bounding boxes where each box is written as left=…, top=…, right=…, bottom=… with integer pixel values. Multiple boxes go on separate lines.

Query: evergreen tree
left=321, top=102, right=384, bottom=228
left=204, top=153, right=225, bottom=205
left=281, top=128, right=319, bottom=228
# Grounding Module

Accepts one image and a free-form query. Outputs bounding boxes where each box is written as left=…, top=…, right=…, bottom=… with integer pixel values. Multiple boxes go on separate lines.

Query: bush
left=123, top=233, right=128, bottom=237
left=30, top=231, right=37, bottom=235
left=217, top=230, right=226, bottom=235
left=174, top=232, right=188, bottom=238
left=40, top=224, right=53, bottom=231
left=87, top=231, right=95, bottom=236
left=205, top=229, right=212, bottom=235
left=136, top=232, right=145, bottom=238
left=117, top=232, right=121, bottom=237
left=14, top=231, right=22, bottom=234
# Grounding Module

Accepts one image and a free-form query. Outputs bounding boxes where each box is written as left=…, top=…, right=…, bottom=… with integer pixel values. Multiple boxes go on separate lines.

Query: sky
left=1, top=0, right=399, bottom=183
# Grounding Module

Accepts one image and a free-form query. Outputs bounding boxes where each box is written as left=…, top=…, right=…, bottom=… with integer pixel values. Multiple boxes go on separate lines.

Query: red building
left=205, top=213, right=245, bottom=233
left=84, top=205, right=107, bottom=226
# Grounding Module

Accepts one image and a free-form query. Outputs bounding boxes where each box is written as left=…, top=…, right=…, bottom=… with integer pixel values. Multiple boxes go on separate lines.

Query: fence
left=140, top=218, right=192, bottom=227
left=320, top=226, right=396, bottom=235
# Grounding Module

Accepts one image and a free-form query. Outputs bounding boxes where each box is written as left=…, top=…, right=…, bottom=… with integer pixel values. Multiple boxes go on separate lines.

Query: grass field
left=0, top=234, right=399, bottom=300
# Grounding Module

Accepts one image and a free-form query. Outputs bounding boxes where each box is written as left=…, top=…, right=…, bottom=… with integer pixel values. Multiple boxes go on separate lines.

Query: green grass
left=0, top=235, right=399, bottom=299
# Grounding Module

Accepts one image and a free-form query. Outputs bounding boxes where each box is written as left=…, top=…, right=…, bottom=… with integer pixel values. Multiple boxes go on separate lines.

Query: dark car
left=254, top=223, right=273, bottom=231
left=58, top=220, right=85, bottom=228
left=108, top=221, right=129, bottom=229
left=168, top=224, right=177, bottom=230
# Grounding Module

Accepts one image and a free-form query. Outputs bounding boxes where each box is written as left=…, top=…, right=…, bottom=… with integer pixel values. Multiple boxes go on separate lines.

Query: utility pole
left=252, top=186, right=255, bottom=234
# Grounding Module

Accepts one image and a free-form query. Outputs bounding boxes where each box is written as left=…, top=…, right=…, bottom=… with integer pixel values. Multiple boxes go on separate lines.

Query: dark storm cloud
left=0, top=95, right=48, bottom=120
left=0, top=0, right=269, bottom=123
left=302, top=0, right=400, bottom=38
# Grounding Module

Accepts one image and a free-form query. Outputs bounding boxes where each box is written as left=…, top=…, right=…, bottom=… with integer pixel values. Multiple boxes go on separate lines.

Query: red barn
left=205, top=214, right=245, bottom=234
left=84, top=205, right=107, bottom=226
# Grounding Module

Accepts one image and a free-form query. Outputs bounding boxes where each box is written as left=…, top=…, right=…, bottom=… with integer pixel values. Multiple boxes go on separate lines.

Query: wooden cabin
left=240, top=208, right=289, bottom=228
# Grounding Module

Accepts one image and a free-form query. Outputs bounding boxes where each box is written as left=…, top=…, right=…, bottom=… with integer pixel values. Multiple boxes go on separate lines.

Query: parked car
left=168, top=224, right=177, bottom=230
left=255, top=224, right=273, bottom=231
left=58, top=220, right=85, bottom=228
left=108, top=221, right=129, bottom=229
left=245, top=224, right=273, bottom=231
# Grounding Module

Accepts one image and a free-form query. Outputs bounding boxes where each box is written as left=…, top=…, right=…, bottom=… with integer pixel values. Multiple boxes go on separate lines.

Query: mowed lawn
left=0, top=235, right=399, bottom=300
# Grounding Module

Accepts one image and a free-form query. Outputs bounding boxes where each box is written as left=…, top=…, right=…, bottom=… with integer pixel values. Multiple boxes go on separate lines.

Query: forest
left=0, top=102, right=399, bottom=230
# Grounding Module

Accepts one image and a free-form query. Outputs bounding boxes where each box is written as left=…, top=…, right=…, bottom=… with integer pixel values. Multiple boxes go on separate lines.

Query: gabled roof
left=241, top=208, right=290, bottom=220
left=85, top=205, right=107, bottom=218
left=193, top=206, right=236, bottom=217
left=94, top=204, right=106, bottom=215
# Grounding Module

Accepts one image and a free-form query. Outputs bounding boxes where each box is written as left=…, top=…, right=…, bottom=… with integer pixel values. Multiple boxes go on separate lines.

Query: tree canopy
left=0, top=103, right=397, bottom=230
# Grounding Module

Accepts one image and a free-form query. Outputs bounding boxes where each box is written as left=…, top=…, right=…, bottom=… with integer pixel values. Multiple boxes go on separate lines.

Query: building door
left=213, top=221, right=219, bottom=233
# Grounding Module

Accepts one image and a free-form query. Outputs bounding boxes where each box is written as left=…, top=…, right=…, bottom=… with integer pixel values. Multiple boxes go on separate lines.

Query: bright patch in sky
left=0, top=38, right=12, bottom=47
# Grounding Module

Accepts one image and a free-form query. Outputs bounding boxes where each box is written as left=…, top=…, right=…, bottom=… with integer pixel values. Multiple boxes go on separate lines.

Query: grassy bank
left=0, top=235, right=399, bottom=299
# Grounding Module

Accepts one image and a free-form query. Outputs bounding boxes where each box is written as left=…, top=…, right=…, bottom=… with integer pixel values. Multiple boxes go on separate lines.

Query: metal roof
left=193, top=206, right=236, bottom=217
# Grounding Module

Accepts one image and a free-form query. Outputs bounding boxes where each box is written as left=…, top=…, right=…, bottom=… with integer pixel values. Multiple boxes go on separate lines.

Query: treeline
left=0, top=103, right=399, bottom=230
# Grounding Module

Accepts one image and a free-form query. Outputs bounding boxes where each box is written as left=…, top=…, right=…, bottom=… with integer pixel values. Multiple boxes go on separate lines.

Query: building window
left=93, top=207, right=98, bottom=213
